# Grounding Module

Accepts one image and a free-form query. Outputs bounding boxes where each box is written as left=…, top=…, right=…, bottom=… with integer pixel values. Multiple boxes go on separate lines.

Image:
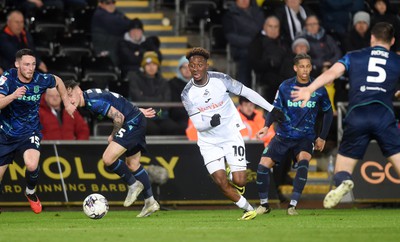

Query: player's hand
left=291, top=86, right=312, bottom=108
left=395, top=90, right=400, bottom=99
left=139, top=108, right=156, bottom=118
left=314, top=137, right=326, bottom=151
left=210, top=114, right=221, bottom=127
left=256, top=126, right=269, bottom=139
left=271, top=108, right=285, bottom=123
left=13, top=86, right=27, bottom=99
left=64, top=103, right=76, bottom=119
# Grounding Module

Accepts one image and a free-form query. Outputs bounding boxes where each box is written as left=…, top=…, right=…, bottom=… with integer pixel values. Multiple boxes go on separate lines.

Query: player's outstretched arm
left=54, top=75, right=76, bottom=117
left=240, top=86, right=274, bottom=112
left=292, top=62, right=345, bottom=107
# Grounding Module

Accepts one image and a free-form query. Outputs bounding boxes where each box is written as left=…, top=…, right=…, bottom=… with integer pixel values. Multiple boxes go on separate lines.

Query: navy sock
left=133, top=165, right=153, bottom=199
left=256, top=164, right=270, bottom=201
left=107, top=159, right=136, bottom=186
left=334, top=171, right=352, bottom=187
left=25, top=167, right=40, bottom=190
left=291, top=159, right=309, bottom=202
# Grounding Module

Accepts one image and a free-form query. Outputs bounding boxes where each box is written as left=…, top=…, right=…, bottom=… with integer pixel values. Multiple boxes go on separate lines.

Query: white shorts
left=200, top=133, right=247, bottom=174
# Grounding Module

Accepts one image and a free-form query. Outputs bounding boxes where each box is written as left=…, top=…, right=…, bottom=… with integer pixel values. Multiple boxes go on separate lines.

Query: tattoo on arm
left=107, top=107, right=125, bottom=135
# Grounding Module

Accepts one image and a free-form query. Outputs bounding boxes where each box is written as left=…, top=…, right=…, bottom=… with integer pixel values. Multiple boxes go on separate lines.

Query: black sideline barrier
left=352, top=141, right=400, bottom=202
left=0, top=141, right=279, bottom=206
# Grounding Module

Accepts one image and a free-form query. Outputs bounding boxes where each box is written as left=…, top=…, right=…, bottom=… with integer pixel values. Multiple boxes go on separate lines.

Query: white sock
left=290, top=200, right=298, bottom=207
left=144, top=196, right=155, bottom=205
left=260, top=198, right=269, bottom=205
left=26, top=187, right=35, bottom=195
left=235, top=195, right=254, bottom=211
left=129, top=180, right=142, bottom=189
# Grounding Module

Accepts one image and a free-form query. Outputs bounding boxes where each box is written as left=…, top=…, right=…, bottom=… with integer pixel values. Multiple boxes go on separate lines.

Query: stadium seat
left=67, top=6, right=96, bottom=34
left=29, top=7, right=67, bottom=43
left=108, top=79, right=129, bottom=98
left=182, top=0, right=218, bottom=31
left=93, top=121, right=114, bottom=136
left=57, top=32, right=93, bottom=65
left=42, top=55, right=81, bottom=81
left=81, top=56, right=120, bottom=89
left=208, top=24, right=227, bottom=54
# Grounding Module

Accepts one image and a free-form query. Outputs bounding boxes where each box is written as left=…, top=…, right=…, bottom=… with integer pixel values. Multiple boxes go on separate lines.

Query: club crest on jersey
left=203, top=89, right=210, bottom=98
left=0, top=75, right=7, bottom=86
left=34, top=85, right=40, bottom=93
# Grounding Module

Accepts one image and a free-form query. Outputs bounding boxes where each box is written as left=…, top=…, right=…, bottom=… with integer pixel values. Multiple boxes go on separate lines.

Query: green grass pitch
left=0, top=208, right=399, bottom=242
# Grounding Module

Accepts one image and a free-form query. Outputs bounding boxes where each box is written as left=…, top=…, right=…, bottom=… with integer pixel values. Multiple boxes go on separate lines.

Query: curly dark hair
left=186, top=47, right=210, bottom=61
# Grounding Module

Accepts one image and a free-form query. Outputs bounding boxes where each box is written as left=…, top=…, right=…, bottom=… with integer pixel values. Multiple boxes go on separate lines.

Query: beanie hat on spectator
left=291, top=37, right=310, bottom=52
left=353, top=11, right=370, bottom=26
left=129, top=18, right=144, bottom=31
left=141, top=51, right=160, bottom=67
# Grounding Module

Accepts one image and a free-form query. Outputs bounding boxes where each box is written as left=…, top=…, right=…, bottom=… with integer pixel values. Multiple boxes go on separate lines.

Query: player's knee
left=259, top=157, right=274, bottom=168
left=102, top=155, right=114, bottom=166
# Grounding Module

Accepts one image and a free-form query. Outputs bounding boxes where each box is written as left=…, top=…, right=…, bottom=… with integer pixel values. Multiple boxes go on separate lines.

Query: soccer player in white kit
left=181, top=47, right=284, bottom=220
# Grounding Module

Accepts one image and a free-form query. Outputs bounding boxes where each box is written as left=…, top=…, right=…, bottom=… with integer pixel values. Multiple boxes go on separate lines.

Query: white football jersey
left=181, top=71, right=245, bottom=144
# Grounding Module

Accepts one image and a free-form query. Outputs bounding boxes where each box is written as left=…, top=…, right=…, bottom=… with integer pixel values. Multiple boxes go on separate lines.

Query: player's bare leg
left=211, top=170, right=256, bottom=220
left=324, top=154, right=357, bottom=208
left=126, top=152, right=159, bottom=217
left=0, top=164, right=8, bottom=214
left=211, top=170, right=242, bottom=202
left=103, top=142, right=143, bottom=207
left=230, top=169, right=247, bottom=195
left=388, top=153, right=400, bottom=176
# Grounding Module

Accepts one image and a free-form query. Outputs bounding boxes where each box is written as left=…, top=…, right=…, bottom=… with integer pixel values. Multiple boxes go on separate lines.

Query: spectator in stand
left=39, top=87, right=90, bottom=140
left=342, top=11, right=371, bottom=53
left=169, top=56, right=191, bottom=135
left=371, top=0, right=400, bottom=54
left=280, top=37, right=310, bottom=80
left=237, top=97, right=271, bottom=143
left=0, top=10, right=47, bottom=73
left=274, top=0, right=313, bottom=42
left=249, top=15, right=290, bottom=103
left=91, top=0, right=131, bottom=65
left=127, top=51, right=181, bottom=135
left=117, top=18, right=162, bottom=78
left=319, top=0, right=365, bottom=42
left=13, top=0, right=64, bottom=18
left=222, top=0, right=265, bottom=87
left=303, top=15, right=342, bottom=76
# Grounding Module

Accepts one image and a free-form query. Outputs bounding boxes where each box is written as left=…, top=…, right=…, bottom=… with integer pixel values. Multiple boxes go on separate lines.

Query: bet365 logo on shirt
left=287, top=99, right=316, bottom=108
left=18, top=94, right=41, bottom=102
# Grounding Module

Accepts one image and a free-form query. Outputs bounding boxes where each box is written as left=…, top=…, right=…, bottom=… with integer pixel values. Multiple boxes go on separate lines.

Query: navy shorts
left=339, top=104, right=400, bottom=159
left=261, top=135, right=314, bottom=164
left=0, top=130, right=42, bottom=166
left=113, top=113, right=147, bottom=157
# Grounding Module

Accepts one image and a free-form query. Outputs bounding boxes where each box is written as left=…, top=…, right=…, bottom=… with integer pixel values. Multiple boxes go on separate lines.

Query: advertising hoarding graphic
left=1, top=142, right=278, bottom=204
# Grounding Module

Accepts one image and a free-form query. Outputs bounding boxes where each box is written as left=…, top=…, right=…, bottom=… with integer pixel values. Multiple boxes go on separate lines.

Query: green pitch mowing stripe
left=0, top=209, right=399, bottom=242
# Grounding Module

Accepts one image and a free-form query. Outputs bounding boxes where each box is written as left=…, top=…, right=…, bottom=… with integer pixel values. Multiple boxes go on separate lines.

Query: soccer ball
left=83, top=193, right=109, bottom=219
